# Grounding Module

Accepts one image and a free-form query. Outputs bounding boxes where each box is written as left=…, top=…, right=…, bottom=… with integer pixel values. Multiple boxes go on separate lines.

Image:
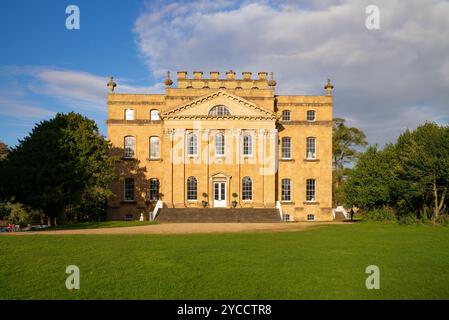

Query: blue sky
left=1, top=0, right=448, bottom=147
left=0, top=0, right=151, bottom=145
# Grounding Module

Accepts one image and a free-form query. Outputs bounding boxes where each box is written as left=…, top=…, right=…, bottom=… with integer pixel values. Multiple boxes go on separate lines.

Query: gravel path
left=1, top=222, right=347, bottom=235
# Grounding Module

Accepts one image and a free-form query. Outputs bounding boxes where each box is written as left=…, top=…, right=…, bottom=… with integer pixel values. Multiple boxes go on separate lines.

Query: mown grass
left=1, top=222, right=449, bottom=299
left=36, top=220, right=157, bottom=231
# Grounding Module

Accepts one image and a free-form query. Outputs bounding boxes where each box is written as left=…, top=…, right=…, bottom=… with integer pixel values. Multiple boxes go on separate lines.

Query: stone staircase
left=155, top=208, right=281, bottom=223
left=334, top=211, right=347, bottom=221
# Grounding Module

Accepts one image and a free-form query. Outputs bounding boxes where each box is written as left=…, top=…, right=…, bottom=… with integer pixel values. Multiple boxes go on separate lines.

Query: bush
left=436, top=214, right=449, bottom=226
left=361, top=208, right=397, bottom=222
left=0, top=202, right=33, bottom=226
left=398, top=214, right=422, bottom=225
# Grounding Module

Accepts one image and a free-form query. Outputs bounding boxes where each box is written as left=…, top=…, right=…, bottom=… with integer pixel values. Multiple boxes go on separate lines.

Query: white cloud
left=5, top=66, right=161, bottom=112
left=0, top=97, right=55, bottom=120
left=0, top=66, right=162, bottom=145
left=134, top=0, right=449, bottom=145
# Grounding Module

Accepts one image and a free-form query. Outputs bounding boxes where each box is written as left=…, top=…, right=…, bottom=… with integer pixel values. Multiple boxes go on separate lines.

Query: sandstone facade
left=107, top=71, right=333, bottom=221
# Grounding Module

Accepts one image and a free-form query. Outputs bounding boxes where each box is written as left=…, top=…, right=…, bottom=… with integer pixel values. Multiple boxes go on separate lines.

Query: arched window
left=282, top=110, right=291, bottom=121
left=281, top=178, right=291, bottom=202
left=215, top=133, right=225, bottom=156
left=187, top=176, right=197, bottom=201
left=186, top=132, right=198, bottom=156
left=307, top=110, right=316, bottom=121
left=306, top=179, right=316, bottom=202
left=149, top=178, right=160, bottom=201
left=209, top=105, right=231, bottom=116
left=149, top=136, right=160, bottom=159
left=124, top=178, right=134, bottom=201
left=125, top=109, right=134, bottom=120
left=150, top=109, right=160, bottom=120
left=124, top=136, right=135, bottom=158
left=306, top=137, right=316, bottom=159
left=281, top=137, right=292, bottom=159
left=242, top=177, right=253, bottom=201
left=242, top=133, right=252, bottom=156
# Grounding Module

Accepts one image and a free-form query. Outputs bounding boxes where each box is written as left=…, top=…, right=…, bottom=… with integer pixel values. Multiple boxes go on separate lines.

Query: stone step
left=334, top=212, right=347, bottom=221
left=156, top=208, right=281, bottom=223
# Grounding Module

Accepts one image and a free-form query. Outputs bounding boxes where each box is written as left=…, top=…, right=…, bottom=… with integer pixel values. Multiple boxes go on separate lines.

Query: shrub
left=0, top=202, right=34, bottom=226
left=361, top=208, right=397, bottom=222
left=436, top=214, right=449, bottom=226
left=398, top=214, right=421, bottom=225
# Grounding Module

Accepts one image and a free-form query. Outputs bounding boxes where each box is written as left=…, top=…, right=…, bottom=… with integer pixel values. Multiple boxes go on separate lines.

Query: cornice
left=108, top=101, right=165, bottom=106
left=276, top=102, right=332, bottom=107
left=278, top=120, right=332, bottom=126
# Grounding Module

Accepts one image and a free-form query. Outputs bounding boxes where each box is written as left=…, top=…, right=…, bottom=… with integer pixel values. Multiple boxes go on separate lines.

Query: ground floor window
left=282, top=214, right=290, bottom=222
left=124, top=178, right=134, bottom=201
left=281, top=178, right=291, bottom=201
left=307, top=214, right=315, bottom=221
left=242, top=176, right=252, bottom=200
left=187, top=176, right=197, bottom=201
left=306, top=179, right=316, bottom=202
left=149, top=178, right=160, bottom=201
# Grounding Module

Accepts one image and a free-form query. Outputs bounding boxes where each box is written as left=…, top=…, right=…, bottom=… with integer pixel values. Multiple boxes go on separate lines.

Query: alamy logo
left=365, top=5, right=380, bottom=30
left=65, top=265, right=80, bottom=290
left=65, top=5, right=80, bottom=30
left=365, top=265, right=380, bottom=290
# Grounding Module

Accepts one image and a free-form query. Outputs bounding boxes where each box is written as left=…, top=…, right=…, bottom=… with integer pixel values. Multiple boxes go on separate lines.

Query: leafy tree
left=332, top=118, right=368, bottom=205
left=344, top=122, right=449, bottom=223
left=394, top=123, right=449, bottom=222
left=344, top=144, right=396, bottom=209
left=0, top=141, right=8, bottom=161
left=0, top=112, right=116, bottom=225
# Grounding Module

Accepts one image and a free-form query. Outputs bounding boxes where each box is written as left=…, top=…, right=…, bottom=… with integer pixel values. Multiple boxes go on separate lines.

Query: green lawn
left=1, top=222, right=449, bottom=299
left=37, top=220, right=157, bottom=231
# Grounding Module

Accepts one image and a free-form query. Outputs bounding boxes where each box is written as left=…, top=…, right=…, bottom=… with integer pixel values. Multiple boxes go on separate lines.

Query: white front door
left=214, top=182, right=226, bottom=208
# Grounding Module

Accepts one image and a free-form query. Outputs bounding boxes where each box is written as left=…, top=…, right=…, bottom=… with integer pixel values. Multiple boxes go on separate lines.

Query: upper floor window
left=242, top=133, right=253, bottom=156
left=187, top=176, right=197, bottom=201
left=306, top=179, right=316, bottom=202
left=282, top=110, right=291, bottom=121
left=186, top=132, right=198, bottom=156
left=150, top=109, right=160, bottom=120
left=242, top=177, right=253, bottom=201
left=215, top=133, right=225, bottom=156
left=281, top=137, right=292, bottom=159
left=125, top=109, right=134, bottom=120
left=306, top=137, right=316, bottom=159
left=124, top=136, right=135, bottom=158
left=124, top=178, right=134, bottom=201
left=149, top=178, right=160, bottom=201
left=307, top=110, right=316, bottom=121
left=149, top=136, right=160, bottom=159
left=209, top=105, right=231, bottom=116
left=281, top=178, right=291, bottom=202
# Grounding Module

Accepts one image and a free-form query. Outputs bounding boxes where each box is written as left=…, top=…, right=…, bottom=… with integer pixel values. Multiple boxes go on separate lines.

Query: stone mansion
left=106, top=71, right=333, bottom=221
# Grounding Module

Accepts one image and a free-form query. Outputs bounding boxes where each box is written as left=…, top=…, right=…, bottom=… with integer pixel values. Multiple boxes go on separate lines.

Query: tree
left=344, top=144, right=396, bottom=209
left=343, top=122, right=449, bottom=223
left=395, top=123, right=449, bottom=222
left=1, top=112, right=116, bottom=225
left=332, top=118, right=368, bottom=205
left=0, top=141, right=8, bottom=161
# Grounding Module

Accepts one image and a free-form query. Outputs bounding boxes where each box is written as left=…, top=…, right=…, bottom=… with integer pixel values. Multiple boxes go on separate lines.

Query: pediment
left=161, top=90, right=276, bottom=120
left=210, top=172, right=231, bottom=180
